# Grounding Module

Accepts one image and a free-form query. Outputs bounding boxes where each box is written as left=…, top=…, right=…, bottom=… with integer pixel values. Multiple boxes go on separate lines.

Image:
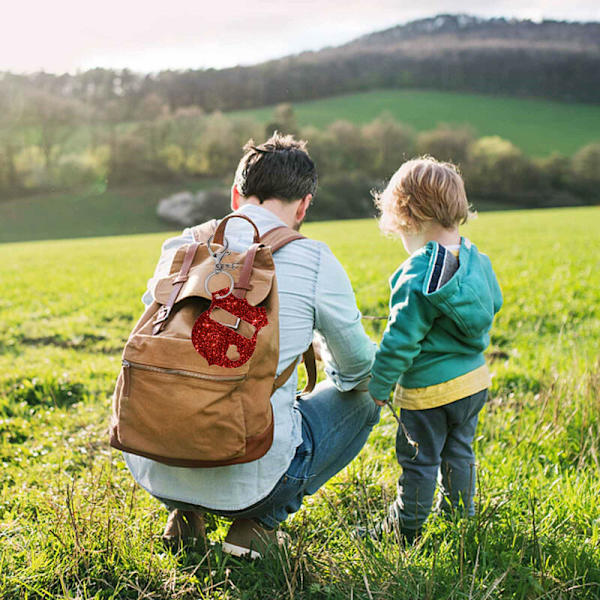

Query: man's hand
left=371, top=395, right=388, bottom=407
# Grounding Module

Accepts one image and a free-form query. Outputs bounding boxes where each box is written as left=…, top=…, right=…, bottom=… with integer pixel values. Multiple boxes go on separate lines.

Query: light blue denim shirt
left=124, top=204, right=375, bottom=510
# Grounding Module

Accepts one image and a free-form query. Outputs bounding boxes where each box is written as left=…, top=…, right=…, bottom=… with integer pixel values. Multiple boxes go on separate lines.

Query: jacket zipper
left=122, top=359, right=246, bottom=383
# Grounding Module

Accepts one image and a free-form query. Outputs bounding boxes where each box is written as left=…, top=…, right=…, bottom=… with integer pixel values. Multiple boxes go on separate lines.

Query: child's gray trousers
left=392, top=388, right=488, bottom=531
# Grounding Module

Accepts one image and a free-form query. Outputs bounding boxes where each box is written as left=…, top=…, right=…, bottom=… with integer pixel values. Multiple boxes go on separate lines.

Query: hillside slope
left=231, top=89, right=600, bottom=157
left=3, top=14, right=599, bottom=115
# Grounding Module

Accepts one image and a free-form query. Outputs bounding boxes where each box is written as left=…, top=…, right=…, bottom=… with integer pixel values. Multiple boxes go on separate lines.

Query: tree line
left=0, top=97, right=598, bottom=218
left=0, top=15, right=598, bottom=123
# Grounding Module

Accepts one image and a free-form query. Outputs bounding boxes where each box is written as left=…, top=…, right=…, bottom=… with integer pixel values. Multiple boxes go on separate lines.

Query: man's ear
left=231, top=184, right=241, bottom=211
left=295, top=194, right=312, bottom=223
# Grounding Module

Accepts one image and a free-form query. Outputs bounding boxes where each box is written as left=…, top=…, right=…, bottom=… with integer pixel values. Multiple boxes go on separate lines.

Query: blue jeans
left=156, top=380, right=380, bottom=529
left=391, top=389, right=488, bottom=531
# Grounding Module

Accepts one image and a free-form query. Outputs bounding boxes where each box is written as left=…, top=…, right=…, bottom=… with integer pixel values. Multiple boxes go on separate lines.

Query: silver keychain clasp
left=205, top=234, right=238, bottom=299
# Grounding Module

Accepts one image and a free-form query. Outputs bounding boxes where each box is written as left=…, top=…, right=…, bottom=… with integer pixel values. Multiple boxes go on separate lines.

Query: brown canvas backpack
left=110, top=213, right=316, bottom=467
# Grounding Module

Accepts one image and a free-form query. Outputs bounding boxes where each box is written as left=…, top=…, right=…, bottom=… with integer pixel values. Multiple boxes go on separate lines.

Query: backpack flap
left=154, top=244, right=275, bottom=308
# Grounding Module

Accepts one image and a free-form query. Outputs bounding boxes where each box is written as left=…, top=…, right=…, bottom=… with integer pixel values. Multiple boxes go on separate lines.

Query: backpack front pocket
left=115, top=360, right=247, bottom=464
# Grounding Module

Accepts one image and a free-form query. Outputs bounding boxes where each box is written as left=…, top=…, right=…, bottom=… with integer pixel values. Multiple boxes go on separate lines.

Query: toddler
left=368, top=157, right=503, bottom=543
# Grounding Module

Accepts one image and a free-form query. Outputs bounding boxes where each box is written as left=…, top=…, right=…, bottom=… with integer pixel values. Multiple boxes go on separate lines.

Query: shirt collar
left=236, top=203, right=287, bottom=229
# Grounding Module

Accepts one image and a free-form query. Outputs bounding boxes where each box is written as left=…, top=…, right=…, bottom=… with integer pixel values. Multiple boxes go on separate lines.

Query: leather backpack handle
left=213, top=214, right=260, bottom=245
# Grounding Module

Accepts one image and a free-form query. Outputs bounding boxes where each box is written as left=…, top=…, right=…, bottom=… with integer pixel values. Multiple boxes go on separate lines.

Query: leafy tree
left=137, top=93, right=169, bottom=122
left=24, top=91, right=87, bottom=170
left=327, top=120, right=370, bottom=172
left=298, top=126, right=331, bottom=177
left=571, top=143, right=600, bottom=201
left=312, top=172, right=377, bottom=220
left=465, top=136, right=545, bottom=203
left=536, top=152, right=571, bottom=191
left=168, top=106, right=206, bottom=170
left=362, top=114, right=416, bottom=179
left=0, top=83, right=26, bottom=191
left=416, top=124, right=476, bottom=164
left=265, top=103, right=299, bottom=137
left=197, top=113, right=247, bottom=177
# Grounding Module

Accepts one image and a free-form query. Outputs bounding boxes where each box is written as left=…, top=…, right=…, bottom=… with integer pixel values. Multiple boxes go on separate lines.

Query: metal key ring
left=206, top=234, right=229, bottom=258
left=205, top=271, right=234, bottom=299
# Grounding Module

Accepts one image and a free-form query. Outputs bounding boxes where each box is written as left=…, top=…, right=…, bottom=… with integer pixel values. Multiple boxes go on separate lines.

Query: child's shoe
left=357, top=516, right=421, bottom=546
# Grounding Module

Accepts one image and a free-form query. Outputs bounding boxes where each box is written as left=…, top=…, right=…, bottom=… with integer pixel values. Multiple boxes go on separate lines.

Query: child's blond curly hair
left=375, top=156, right=474, bottom=234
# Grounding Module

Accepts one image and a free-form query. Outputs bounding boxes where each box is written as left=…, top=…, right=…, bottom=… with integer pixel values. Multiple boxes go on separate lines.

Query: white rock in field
left=157, top=190, right=229, bottom=226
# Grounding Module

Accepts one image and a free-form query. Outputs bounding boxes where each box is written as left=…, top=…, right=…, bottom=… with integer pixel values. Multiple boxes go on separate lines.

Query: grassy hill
left=0, top=175, right=528, bottom=244
left=1, top=207, right=599, bottom=598
left=6, top=16, right=599, bottom=116
left=2, top=89, right=598, bottom=245
left=0, top=180, right=223, bottom=244
left=231, top=89, right=600, bottom=157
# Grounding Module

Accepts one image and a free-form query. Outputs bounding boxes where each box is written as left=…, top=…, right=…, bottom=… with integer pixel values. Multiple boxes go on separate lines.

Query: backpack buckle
left=154, top=305, right=171, bottom=324
left=221, top=317, right=241, bottom=330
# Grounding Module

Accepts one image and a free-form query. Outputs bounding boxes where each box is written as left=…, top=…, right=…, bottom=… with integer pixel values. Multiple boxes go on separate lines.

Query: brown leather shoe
left=162, top=509, right=206, bottom=548
left=222, top=518, right=288, bottom=559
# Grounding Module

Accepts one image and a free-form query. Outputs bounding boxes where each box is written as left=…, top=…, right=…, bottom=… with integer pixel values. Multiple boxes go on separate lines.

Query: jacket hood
left=422, top=238, right=501, bottom=338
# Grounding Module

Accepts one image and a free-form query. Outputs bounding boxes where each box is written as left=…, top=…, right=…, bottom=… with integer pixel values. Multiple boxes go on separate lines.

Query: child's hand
left=371, top=395, right=388, bottom=407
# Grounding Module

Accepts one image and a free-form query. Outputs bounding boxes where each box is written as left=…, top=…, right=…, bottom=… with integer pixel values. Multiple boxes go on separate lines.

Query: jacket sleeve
left=314, top=243, right=376, bottom=392
left=368, top=269, right=439, bottom=401
left=491, top=269, right=503, bottom=315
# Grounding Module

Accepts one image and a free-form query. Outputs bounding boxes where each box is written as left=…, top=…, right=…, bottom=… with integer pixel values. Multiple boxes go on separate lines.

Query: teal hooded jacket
left=368, top=237, right=503, bottom=401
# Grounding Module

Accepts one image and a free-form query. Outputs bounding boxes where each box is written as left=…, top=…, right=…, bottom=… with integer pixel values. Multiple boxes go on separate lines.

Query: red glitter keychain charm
left=191, top=289, right=268, bottom=368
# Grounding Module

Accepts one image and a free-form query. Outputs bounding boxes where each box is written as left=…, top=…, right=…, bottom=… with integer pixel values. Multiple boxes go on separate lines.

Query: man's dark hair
left=234, top=132, right=317, bottom=203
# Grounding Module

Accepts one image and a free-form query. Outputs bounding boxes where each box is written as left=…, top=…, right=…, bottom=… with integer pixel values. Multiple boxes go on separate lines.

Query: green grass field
left=0, top=179, right=223, bottom=243
left=0, top=181, right=507, bottom=245
left=1, top=207, right=600, bottom=598
left=230, top=89, right=600, bottom=157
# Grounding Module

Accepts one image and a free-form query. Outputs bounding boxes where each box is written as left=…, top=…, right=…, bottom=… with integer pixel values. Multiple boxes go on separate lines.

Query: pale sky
left=2, top=0, right=599, bottom=74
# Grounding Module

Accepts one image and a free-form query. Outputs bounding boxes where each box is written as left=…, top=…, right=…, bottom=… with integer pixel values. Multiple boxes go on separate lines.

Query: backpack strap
left=233, top=243, right=261, bottom=299
left=152, top=241, right=201, bottom=335
left=259, top=225, right=305, bottom=251
left=272, top=345, right=316, bottom=397
left=261, top=225, right=316, bottom=396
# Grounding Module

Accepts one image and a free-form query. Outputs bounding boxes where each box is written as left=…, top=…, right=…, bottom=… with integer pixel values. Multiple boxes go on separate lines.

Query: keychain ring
left=205, top=271, right=234, bottom=299
left=206, top=234, right=229, bottom=258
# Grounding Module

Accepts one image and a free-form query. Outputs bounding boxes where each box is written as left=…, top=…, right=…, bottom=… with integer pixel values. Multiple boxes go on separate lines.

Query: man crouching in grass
left=122, top=133, right=379, bottom=558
